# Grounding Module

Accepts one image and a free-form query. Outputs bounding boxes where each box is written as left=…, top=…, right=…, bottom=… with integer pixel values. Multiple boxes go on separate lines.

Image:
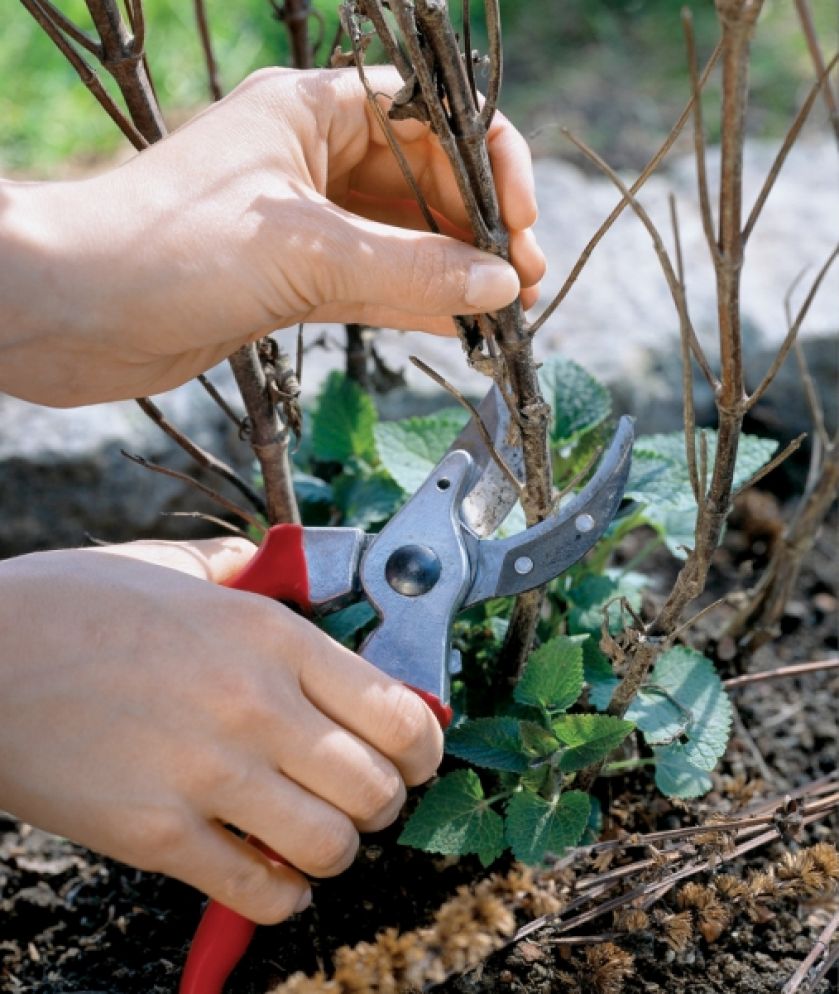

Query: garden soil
left=1, top=491, right=836, bottom=994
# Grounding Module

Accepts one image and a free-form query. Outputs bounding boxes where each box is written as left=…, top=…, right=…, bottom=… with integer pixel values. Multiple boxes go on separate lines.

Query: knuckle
left=352, top=768, right=405, bottom=824
left=377, top=685, right=436, bottom=760
left=218, top=858, right=276, bottom=911
left=306, top=814, right=359, bottom=877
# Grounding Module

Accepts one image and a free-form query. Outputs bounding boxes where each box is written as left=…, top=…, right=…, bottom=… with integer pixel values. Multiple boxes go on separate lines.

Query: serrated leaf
left=567, top=571, right=645, bottom=635
left=332, top=469, right=403, bottom=528
left=505, top=790, right=591, bottom=864
left=643, top=504, right=698, bottom=559
left=626, top=646, right=732, bottom=771
left=582, top=637, right=618, bottom=712
left=445, top=717, right=529, bottom=773
left=519, top=721, right=561, bottom=757
left=627, top=431, right=778, bottom=514
left=399, top=770, right=504, bottom=865
left=654, top=745, right=714, bottom=798
left=318, top=601, right=376, bottom=646
left=538, top=356, right=611, bottom=445
left=553, top=714, right=635, bottom=771
left=312, top=372, right=378, bottom=464
left=374, top=408, right=469, bottom=494
left=514, top=636, right=586, bottom=712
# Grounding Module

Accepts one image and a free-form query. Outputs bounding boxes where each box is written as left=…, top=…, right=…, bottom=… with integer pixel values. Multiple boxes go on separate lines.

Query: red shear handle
left=223, top=523, right=311, bottom=609
left=179, top=524, right=450, bottom=994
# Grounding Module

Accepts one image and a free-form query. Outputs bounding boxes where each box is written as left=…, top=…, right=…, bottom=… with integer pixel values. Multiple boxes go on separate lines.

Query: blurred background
left=1, top=0, right=835, bottom=175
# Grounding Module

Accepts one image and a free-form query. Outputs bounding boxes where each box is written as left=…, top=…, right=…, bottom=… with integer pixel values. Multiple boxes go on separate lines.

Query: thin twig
left=668, top=595, right=728, bottom=643
left=743, top=53, right=839, bottom=243
left=554, top=445, right=604, bottom=505
left=18, top=0, right=147, bottom=149
left=682, top=8, right=719, bottom=263
left=196, top=374, right=246, bottom=431
left=560, top=128, right=716, bottom=390
left=462, top=0, right=477, bottom=109
left=794, top=0, right=839, bottom=146
left=161, top=510, right=251, bottom=539
left=32, top=0, right=102, bottom=54
left=724, top=657, right=839, bottom=689
left=409, top=356, right=523, bottom=493
left=528, top=40, right=722, bottom=346
left=121, top=451, right=266, bottom=533
left=669, top=193, right=701, bottom=503
left=802, top=941, right=839, bottom=994
left=479, top=0, right=502, bottom=130
left=135, top=397, right=267, bottom=515
left=342, top=12, right=439, bottom=234
left=193, top=0, right=222, bottom=101
left=781, top=908, right=839, bottom=994
left=731, top=434, right=806, bottom=498
left=746, top=244, right=839, bottom=410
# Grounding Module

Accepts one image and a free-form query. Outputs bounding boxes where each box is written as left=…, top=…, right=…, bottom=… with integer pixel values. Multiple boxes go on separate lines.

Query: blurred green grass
left=1, top=1, right=835, bottom=176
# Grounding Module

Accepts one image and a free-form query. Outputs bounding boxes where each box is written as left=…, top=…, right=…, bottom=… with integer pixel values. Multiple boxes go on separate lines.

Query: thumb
left=88, top=537, right=258, bottom=584
left=305, top=202, right=521, bottom=319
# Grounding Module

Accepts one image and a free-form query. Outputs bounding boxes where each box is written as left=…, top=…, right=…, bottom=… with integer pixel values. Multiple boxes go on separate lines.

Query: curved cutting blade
left=463, top=416, right=635, bottom=606
left=445, top=385, right=525, bottom=537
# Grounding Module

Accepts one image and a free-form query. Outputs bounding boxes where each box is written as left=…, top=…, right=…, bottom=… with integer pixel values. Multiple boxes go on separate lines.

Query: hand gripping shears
left=179, top=386, right=634, bottom=994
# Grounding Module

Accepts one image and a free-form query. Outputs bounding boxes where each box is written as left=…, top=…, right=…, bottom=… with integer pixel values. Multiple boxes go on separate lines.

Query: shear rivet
left=385, top=544, right=442, bottom=596
left=575, top=513, right=595, bottom=533
left=514, top=556, right=534, bottom=576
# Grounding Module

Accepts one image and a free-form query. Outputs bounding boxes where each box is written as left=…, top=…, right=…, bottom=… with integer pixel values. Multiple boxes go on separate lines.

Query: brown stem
left=135, top=397, right=267, bottom=515
left=272, top=0, right=314, bottom=69
left=229, top=345, right=300, bottom=526
left=723, top=441, right=839, bottom=652
left=121, top=451, right=266, bottom=533
left=194, top=0, right=222, bottom=100
left=781, top=908, right=839, bottom=994
left=794, top=0, right=839, bottom=147
left=724, top=657, right=839, bottom=689
left=84, top=0, right=166, bottom=142
left=18, top=0, right=147, bottom=149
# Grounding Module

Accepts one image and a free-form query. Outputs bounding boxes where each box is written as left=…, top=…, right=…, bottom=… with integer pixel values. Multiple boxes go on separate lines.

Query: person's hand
left=0, top=538, right=443, bottom=923
left=0, top=67, right=545, bottom=406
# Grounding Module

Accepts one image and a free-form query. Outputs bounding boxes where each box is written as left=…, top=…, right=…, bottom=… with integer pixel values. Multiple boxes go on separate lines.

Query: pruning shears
left=179, top=385, right=634, bottom=994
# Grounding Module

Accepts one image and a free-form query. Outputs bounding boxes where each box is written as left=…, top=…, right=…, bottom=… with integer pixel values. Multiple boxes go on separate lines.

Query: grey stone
left=1, top=139, right=835, bottom=553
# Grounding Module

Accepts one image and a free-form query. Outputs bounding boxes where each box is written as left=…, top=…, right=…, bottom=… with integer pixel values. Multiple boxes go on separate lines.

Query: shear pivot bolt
left=514, top=556, right=534, bottom=576
left=385, top=544, right=442, bottom=596
left=575, top=513, right=595, bottom=533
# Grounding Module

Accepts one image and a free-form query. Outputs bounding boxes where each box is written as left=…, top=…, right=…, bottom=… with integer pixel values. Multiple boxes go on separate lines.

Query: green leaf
left=312, top=372, right=378, bottom=464
left=519, top=721, right=561, bottom=757
left=566, top=571, right=645, bottom=635
left=553, top=714, right=635, bottom=771
left=399, top=770, right=504, bottom=866
left=332, top=469, right=403, bottom=528
left=318, top=601, right=376, bottom=646
left=292, top=472, right=334, bottom=506
left=445, top=718, right=529, bottom=773
left=582, top=637, right=618, bottom=712
left=642, top=505, right=698, bottom=560
left=505, top=790, right=590, bottom=864
left=626, top=646, right=732, bottom=772
left=627, top=431, right=778, bottom=514
left=537, top=356, right=611, bottom=445
left=514, top=636, right=586, bottom=712
left=374, top=408, right=470, bottom=494
left=653, top=745, right=714, bottom=798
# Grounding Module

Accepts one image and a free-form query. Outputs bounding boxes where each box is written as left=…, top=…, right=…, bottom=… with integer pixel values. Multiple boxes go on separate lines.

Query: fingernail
left=294, top=887, right=312, bottom=914
left=465, top=258, right=520, bottom=310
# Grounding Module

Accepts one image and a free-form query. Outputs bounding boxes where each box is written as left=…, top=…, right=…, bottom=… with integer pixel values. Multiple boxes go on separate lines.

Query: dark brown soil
left=2, top=494, right=836, bottom=994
